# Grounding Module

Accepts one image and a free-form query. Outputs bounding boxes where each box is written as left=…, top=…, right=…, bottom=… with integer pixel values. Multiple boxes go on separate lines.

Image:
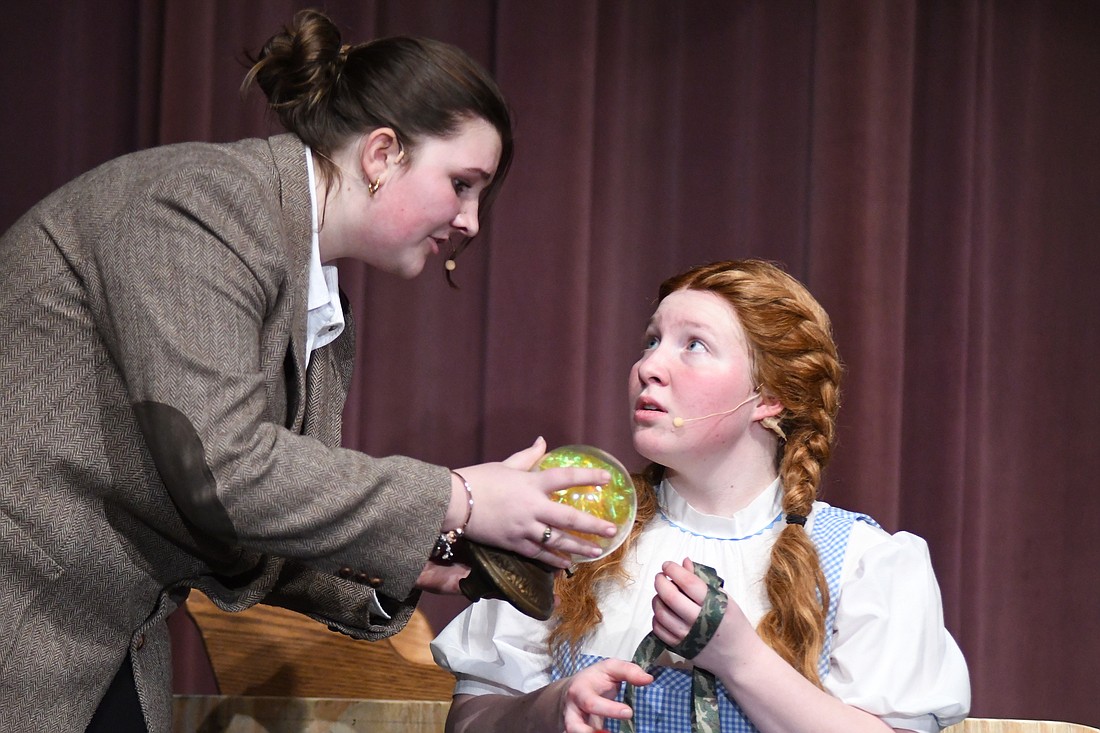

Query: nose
left=453, top=198, right=480, bottom=237
left=634, top=348, right=668, bottom=385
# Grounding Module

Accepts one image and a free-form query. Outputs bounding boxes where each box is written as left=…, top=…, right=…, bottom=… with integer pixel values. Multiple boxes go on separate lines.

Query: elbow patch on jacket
left=132, top=400, right=238, bottom=543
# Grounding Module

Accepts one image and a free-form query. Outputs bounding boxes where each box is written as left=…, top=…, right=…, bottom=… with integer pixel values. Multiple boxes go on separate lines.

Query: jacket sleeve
left=264, top=560, right=420, bottom=641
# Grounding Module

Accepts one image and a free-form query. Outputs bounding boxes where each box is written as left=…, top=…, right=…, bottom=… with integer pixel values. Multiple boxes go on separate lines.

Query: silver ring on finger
left=541, top=525, right=553, bottom=544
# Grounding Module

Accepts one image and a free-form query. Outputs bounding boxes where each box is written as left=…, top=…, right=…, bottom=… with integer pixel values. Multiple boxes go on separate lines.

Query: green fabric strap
left=621, top=562, right=728, bottom=733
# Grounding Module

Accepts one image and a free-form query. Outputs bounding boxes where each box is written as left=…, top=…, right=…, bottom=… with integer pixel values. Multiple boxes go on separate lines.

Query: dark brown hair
left=243, top=9, right=514, bottom=267
left=551, top=259, right=842, bottom=687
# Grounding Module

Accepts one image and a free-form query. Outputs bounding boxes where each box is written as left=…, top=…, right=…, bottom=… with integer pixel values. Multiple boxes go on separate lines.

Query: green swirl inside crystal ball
left=537, top=444, right=637, bottom=563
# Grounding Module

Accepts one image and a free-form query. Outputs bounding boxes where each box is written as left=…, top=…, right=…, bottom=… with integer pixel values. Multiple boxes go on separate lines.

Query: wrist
left=432, top=470, right=473, bottom=561
left=717, top=627, right=774, bottom=690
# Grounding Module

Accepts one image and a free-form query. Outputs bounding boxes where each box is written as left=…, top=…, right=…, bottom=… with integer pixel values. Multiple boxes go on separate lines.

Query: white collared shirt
left=302, top=148, right=389, bottom=622
left=303, top=147, right=345, bottom=368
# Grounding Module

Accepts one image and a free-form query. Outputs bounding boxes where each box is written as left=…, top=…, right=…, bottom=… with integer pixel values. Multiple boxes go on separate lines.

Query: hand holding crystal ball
left=537, top=445, right=637, bottom=563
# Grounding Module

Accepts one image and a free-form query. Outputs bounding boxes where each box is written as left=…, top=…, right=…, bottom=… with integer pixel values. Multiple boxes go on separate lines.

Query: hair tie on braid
left=785, top=513, right=807, bottom=526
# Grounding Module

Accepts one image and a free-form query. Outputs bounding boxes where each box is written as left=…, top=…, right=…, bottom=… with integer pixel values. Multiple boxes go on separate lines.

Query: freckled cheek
left=679, top=379, right=729, bottom=415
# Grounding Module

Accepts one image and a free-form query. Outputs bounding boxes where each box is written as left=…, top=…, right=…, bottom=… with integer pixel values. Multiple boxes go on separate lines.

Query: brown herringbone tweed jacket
left=0, top=134, right=451, bottom=731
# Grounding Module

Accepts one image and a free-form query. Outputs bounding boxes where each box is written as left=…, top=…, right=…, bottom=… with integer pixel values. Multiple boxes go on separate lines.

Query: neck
left=311, top=150, right=370, bottom=263
left=314, top=148, right=365, bottom=185
left=660, top=432, right=779, bottom=516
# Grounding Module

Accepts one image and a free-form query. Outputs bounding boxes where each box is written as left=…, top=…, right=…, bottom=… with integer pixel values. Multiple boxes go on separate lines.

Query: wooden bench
left=175, top=591, right=456, bottom=731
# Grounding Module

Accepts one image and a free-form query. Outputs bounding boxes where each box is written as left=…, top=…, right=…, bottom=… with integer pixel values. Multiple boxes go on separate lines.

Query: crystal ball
left=537, top=444, right=637, bottom=563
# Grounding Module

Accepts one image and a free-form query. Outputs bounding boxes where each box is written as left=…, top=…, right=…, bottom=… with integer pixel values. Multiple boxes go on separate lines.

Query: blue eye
left=643, top=335, right=659, bottom=350
left=686, top=339, right=707, bottom=352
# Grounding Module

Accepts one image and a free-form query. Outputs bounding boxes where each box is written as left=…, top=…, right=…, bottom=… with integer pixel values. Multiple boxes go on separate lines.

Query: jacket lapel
left=268, top=135, right=313, bottom=434
left=301, top=299, right=355, bottom=447
left=265, top=135, right=357, bottom=446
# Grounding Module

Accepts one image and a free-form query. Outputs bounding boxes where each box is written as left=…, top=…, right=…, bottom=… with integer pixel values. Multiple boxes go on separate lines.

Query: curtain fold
left=3, top=0, right=1098, bottom=722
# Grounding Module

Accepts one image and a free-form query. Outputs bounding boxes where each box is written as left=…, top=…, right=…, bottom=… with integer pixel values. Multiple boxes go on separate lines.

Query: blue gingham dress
left=431, top=478, right=969, bottom=732
left=548, top=505, right=877, bottom=733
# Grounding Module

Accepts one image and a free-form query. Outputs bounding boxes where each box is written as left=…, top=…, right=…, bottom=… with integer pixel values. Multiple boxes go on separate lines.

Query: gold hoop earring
left=368, top=146, right=406, bottom=197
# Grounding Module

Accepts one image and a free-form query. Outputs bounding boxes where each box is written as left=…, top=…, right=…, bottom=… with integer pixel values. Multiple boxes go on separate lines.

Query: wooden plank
left=185, top=591, right=455, bottom=701
left=173, top=696, right=450, bottom=733
left=945, top=719, right=1100, bottom=733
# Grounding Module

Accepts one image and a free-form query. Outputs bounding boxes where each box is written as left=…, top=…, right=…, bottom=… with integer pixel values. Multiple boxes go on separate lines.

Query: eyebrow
left=463, top=167, right=494, bottom=181
left=646, top=316, right=717, bottom=334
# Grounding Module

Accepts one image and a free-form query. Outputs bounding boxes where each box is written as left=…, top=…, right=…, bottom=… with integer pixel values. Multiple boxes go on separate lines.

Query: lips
left=633, top=395, right=668, bottom=424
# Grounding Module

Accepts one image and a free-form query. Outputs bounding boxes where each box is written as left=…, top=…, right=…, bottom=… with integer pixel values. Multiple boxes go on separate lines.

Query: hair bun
left=244, top=9, right=345, bottom=121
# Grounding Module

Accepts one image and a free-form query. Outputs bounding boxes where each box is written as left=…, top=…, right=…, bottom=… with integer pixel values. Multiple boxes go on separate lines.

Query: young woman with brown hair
left=0, top=10, right=615, bottom=732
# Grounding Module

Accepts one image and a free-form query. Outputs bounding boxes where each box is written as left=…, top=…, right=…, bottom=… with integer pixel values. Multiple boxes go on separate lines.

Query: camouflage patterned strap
left=621, top=562, right=728, bottom=733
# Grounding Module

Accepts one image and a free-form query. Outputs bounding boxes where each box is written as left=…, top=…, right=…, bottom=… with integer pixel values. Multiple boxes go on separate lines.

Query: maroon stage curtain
left=4, top=0, right=1098, bottom=723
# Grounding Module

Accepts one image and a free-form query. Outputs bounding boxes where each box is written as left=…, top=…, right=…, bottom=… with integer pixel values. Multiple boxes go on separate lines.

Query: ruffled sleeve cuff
left=431, top=598, right=554, bottom=697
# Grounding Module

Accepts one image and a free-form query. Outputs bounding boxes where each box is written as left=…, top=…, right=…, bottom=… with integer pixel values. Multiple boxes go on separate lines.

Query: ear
left=358, top=127, right=403, bottom=180
left=752, top=391, right=784, bottom=422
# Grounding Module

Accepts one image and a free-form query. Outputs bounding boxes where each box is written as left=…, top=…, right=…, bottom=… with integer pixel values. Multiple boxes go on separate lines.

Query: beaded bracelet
left=431, top=470, right=473, bottom=562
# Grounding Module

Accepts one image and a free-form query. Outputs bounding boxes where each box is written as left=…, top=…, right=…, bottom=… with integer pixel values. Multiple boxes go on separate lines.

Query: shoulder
left=119, top=136, right=307, bottom=259
left=818, top=509, right=970, bottom=726
left=147, top=136, right=309, bottom=256
left=810, top=502, right=938, bottom=584
left=808, top=502, right=883, bottom=556
left=84, top=135, right=303, bottom=202
left=817, top=501, right=931, bottom=563
left=36, top=136, right=301, bottom=233
left=809, top=503, right=881, bottom=535
left=49, top=136, right=310, bottom=298
left=136, top=136, right=299, bottom=199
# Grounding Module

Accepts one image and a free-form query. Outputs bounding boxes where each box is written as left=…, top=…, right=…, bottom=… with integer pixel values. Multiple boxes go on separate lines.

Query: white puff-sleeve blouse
left=431, top=479, right=970, bottom=732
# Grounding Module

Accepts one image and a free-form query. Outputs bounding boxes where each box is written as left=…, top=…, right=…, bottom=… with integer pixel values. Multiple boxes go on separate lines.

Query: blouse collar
left=658, top=477, right=783, bottom=540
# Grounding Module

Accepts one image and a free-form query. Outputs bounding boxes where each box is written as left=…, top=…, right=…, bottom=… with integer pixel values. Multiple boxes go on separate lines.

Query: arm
left=446, top=660, right=653, bottom=733
left=652, top=559, right=900, bottom=733
left=99, top=156, right=615, bottom=602
left=432, top=592, right=652, bottom=733
left=98, top=157, right=450, bottom=594
left=825, top=530, right=970, bottom=731
left=447, top=689, right=559, bottom=733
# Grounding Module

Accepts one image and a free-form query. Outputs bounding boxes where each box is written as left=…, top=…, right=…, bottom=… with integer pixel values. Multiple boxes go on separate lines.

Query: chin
left=632, top=431, right=671, bottom=466
left=393, top=258, right=428, bottom=279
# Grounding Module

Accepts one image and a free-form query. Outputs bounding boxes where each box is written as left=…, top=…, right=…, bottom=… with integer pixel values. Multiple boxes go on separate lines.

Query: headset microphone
left=671, top=391, right=760, bottom=428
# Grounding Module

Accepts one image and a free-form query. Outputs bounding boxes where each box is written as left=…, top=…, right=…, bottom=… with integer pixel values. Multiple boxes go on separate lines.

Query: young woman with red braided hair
left=432, top=259, right=970, bottom=733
